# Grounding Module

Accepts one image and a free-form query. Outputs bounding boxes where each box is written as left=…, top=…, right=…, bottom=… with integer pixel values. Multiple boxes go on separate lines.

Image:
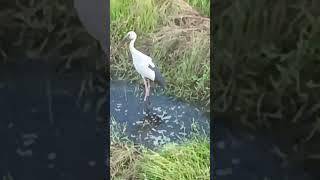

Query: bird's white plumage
left=131, top=49, right=155, bottom=81
left=127, top=32, right=156, bottom=81
left=123, top=31, right=164, bottom=105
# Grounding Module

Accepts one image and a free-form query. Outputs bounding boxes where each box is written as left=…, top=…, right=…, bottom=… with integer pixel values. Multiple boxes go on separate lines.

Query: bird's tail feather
left=154, top=68, right=165, bottom=89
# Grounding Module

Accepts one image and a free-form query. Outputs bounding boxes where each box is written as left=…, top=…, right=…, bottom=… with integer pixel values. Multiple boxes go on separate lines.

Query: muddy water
left=110, top=80, right=210, bottom=149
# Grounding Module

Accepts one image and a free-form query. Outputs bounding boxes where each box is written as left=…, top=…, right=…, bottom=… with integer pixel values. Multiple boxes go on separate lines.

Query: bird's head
left=119, top=31, right=137, bottom=46
left=126, top=31, right=137, bottom=40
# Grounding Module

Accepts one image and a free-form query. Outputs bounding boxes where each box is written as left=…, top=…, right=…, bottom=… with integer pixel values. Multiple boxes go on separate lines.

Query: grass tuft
left=186, top=0, right=210, bottom=16
left=110, top=0, right=160, bottom=42
left=138, top=137, right=210, bottom=180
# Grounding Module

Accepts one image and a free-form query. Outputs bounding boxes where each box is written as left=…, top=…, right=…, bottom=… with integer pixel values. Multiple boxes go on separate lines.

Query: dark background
left=0, top=0, right=108, bottom=179
left=212, top=0, right=320, bottom=179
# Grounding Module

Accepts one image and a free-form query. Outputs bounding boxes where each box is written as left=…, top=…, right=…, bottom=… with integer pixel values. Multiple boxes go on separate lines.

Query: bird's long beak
left=119, top=35, right=130, bottom=47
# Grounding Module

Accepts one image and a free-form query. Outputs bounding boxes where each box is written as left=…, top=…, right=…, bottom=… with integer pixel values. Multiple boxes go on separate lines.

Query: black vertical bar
left=0, top=0, right=110, bottom=179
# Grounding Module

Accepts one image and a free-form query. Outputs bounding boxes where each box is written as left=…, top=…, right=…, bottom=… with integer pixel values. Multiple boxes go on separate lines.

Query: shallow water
left=110, top=80, right=210, bottom=149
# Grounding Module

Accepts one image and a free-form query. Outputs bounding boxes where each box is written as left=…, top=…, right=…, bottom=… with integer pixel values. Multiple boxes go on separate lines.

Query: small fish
left=157, top=130, right=167, bottom=134
left=162, top=115, right=172, bottom=120
left=178, top=132, right=187, bottom=136
left=136, top=121, right=143, bottom=125
left=116, top=104, right=122, bottom=108
left=153, top=140, right=159, bottom=146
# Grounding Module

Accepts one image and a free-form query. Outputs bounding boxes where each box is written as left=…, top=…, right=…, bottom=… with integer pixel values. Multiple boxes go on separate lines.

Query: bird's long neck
left=129, top=38, right=136, bottom=53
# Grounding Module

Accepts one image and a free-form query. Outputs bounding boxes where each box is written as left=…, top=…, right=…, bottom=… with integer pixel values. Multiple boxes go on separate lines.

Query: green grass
left=187, top=0, right=210, bottom=16
left=110, top=0, right=160, bottom=41
left=138, top=137, right=210, bottom=180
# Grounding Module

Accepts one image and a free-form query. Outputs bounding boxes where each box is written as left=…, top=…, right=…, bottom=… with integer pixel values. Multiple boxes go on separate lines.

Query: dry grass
left=110, top=142, right=142, bottom=180
left=110, top=116, right=142, bottom=180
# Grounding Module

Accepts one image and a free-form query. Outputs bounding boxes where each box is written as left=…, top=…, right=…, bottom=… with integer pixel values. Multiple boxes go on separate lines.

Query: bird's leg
left=143, top=78, right=148, bottom=102
left=146, top=79, right=151, bottom=105
left=146, top=79, right=151, bottom=97
left=143, top=78, right=151, bottom=115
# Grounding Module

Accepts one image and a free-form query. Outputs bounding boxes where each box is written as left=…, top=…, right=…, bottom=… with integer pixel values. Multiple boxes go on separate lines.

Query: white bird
left=120, top=31, right=165, bottom=111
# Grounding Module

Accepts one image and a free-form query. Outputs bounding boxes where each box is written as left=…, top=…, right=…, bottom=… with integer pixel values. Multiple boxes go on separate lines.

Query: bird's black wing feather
left=148, top=64, right=165, bottom=89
